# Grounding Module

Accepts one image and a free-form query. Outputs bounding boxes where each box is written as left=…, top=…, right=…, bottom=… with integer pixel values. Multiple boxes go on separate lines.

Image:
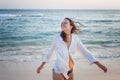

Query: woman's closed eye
left=61, top=22, right=67, bottom=26
left=63, top=22, right=67, bottom=25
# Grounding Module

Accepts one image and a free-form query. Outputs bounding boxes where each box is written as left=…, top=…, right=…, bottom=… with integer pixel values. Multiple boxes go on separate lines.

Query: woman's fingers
left=37, top=67, right=41, bottom=74
left=99, top=64, right=107, bottom=73
left=102, top=65, right=107, bottom=73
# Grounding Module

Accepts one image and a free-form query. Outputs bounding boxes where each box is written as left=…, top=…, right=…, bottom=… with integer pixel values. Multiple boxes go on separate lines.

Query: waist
left=69, top=56, right=74, bottom=69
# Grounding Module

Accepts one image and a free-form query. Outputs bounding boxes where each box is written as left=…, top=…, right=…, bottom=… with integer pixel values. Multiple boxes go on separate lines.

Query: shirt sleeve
left=76, top=35, right=98, bottom=64
left=42, top=36, right=57, bottom=63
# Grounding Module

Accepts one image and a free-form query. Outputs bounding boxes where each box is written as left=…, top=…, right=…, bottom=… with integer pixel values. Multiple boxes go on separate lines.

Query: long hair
left=60, top=18, right=79, bottom=42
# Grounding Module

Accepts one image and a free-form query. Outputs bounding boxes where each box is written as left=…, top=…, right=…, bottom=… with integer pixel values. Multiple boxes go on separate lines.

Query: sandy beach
left=0, top=58, right=120, bottom=80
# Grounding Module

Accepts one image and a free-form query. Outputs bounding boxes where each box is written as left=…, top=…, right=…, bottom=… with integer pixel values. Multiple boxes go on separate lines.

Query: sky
left=0, top=0, right=120, bottom=9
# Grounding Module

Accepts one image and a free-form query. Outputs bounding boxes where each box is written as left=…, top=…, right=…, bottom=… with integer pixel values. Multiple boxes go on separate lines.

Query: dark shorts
left=52, top=69, right=72, bottom=76
left=67, top=69, right=72, bottom=75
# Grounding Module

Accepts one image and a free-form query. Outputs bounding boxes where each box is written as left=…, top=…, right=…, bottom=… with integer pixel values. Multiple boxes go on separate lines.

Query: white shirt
left=42, top=33, right=97, bottom=79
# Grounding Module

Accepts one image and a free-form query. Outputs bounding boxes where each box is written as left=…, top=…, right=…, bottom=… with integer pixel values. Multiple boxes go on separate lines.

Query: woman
left=36, top=18, right=107, bottom=80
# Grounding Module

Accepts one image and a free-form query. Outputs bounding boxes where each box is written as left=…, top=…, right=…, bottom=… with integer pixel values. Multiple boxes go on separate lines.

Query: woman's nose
left=61, top=23, right=64, bottom=26
left=61, top=24, right=64, bottom=27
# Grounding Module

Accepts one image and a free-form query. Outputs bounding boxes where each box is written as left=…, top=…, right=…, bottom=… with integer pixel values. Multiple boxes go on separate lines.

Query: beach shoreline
left=0, top=58, right=120, bottom=80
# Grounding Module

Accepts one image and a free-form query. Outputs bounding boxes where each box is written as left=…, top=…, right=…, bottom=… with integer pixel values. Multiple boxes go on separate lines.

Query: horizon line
left=0, top=8, right=120, bottom=10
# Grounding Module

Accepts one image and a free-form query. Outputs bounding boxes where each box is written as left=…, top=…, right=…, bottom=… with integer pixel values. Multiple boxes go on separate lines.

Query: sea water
left=0, top=9, right=120, bottom=62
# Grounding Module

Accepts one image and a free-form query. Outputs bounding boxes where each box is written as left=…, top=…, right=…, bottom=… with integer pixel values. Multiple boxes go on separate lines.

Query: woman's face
left=61, top=19, right=73, bottom=35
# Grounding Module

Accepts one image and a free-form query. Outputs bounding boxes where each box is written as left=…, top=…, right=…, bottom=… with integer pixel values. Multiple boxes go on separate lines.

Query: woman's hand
left=94, top=61, right=107, bottom=73
left=36, top=62, right=46, bottom=74
left=98, top=63, right=107, bottom=73
left=37, top=66, right=43, bottom=74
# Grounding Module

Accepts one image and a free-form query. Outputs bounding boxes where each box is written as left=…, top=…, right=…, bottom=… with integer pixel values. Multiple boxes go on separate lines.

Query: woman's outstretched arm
left=76, top=35, right=107, bottom=73
left=36, top=36, right=57, bottom=74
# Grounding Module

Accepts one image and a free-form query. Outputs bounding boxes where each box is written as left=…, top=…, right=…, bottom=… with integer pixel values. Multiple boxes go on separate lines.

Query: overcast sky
left=0, top=0, right=120, bottom=9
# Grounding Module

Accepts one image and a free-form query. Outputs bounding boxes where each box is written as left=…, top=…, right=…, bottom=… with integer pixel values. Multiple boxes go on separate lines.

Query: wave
left=0, top=13, right=44, bottom=17
left=0, top=56, right=39, bottom=62
left=0, top=53, right=120, bottom=62
left=20, top=14, right=44, bottom=17
left=101, top=43, right=120, bottom=47
left=82, top=19, right=120, bottom=23
left=85, top=40, right=114, bottom=45
left=0, top=31, right=59, bottom=40
left=96, top=54, right=120, bottom=59
left=84, top=39, right=120, bottom=48
left=0, top=31, right=59, bottom=47
left=0, top=14, right=17, bottom=17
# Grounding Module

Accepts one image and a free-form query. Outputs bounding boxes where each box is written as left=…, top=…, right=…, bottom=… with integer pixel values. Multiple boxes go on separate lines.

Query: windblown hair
left=60, top=18, right=79, bottom=42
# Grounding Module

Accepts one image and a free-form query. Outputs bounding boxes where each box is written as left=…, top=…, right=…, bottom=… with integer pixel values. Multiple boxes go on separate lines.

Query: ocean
left=0, top=9, right=120, bottom=62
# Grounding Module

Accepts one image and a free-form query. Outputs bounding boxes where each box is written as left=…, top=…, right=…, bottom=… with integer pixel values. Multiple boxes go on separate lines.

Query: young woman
left=36, top=18, right=107, bottom=80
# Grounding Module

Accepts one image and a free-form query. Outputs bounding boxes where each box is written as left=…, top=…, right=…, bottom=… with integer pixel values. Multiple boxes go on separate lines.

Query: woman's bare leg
left=68, top=55, right=74, bottom=80
left=52, top=69, right=74, bottom=80
left=61, top=72, right=74, bottom=80
left=52, top=70, right=65, bottom=80
left=52, top=55, right=74, bottom=80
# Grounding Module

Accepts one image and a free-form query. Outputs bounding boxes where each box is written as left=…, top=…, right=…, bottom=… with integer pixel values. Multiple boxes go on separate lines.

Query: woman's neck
left=66, top=34, right=72, bottom=40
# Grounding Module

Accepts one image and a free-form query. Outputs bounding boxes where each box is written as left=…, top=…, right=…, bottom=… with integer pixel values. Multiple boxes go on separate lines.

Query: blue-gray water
left=0, top=9, right=120, bottom=62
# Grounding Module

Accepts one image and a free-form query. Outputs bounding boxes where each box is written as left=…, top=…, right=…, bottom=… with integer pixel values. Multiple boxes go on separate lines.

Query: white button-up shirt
left=42, top=33, right=97, bottom=79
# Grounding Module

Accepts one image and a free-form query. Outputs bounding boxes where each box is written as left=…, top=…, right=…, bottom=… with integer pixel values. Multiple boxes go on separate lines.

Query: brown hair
left=60, top=17, right=79, bottom=42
